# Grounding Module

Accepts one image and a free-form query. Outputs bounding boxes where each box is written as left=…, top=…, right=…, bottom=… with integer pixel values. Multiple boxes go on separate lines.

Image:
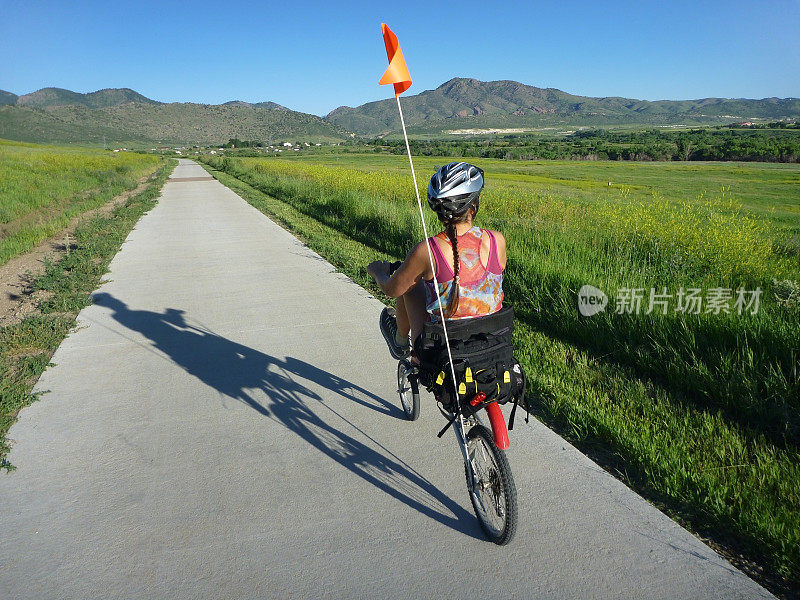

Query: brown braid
left=443, top=220, right=460, bottom=318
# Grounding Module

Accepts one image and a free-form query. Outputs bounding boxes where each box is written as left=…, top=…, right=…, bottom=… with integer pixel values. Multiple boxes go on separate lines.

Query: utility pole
left=103, top=135, right=107, bottom=150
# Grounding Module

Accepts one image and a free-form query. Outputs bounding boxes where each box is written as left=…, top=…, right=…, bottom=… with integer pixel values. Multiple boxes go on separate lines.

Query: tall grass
left=0, top=139, right=160, bottom=265
left=202, top=154, right=800, bottom=592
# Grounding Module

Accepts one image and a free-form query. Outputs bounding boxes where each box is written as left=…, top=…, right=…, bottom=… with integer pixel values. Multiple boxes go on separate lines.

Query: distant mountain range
left=1, top=81, right=798, bottom=146
left=327, top=78, right=800, bottom=136
left=0, top=87, right=347, bottom=146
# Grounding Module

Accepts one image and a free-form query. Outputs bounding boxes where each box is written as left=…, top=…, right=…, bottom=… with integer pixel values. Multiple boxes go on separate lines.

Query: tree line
left=368, top=125, right=800, bottom=162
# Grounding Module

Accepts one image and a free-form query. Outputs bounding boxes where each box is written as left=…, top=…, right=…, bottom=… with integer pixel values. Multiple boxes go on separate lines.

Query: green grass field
left=0, top=139, right=160, bottom=265
left=200, top=153, right=800, bottom=594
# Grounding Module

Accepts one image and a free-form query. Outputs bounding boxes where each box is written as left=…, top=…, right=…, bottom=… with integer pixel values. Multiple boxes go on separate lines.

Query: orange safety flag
left=378, top=23, right=412, bottom=96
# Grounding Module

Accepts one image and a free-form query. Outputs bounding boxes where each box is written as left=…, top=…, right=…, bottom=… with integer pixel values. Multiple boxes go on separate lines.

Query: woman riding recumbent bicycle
left=367, top=162, right=528, bottom=544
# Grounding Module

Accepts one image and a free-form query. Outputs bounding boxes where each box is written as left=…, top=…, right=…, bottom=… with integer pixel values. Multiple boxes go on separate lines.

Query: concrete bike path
left=0, top=160, right=772, bottom=599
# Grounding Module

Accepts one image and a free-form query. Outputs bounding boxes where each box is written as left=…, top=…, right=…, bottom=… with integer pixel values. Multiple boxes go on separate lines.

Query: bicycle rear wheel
left=464, top=424, right=517, bottom=545
left=397, top=360, right=420, bottom=421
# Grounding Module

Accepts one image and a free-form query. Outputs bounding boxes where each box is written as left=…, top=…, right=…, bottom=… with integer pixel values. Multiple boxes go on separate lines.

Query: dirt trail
left=0, top=172, right=158, bottom=327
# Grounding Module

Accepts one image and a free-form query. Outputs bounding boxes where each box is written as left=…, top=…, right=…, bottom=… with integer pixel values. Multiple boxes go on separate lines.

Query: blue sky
left=1, top=0, right=798, bottom=116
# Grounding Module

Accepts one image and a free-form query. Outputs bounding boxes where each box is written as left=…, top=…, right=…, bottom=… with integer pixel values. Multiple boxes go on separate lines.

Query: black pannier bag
left=413, top=305, right=527, bottom=426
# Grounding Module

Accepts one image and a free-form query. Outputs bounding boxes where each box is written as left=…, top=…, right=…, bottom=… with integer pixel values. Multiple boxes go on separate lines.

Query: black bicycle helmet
left=427, top=162, right=484, bottom=220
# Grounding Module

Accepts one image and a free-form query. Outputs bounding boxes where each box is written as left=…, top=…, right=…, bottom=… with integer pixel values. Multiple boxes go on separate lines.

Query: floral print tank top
left=424, top=226, right=504, bottom=321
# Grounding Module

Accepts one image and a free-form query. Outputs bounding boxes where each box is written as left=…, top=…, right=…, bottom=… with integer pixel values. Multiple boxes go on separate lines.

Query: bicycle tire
left=464, top=424, right=517, bottom=545
left=397, top=360, right=420, bottom=421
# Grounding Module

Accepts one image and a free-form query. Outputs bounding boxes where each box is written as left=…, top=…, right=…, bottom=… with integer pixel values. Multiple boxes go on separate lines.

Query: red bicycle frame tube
left=485, top=401, right=510, bottom=450
left=469, top=393, right=510, bottom=450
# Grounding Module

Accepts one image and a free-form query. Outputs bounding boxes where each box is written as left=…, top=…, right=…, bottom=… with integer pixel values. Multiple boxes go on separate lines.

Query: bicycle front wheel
left=397, top=360, right=420, bottom=421
left=464, top=424, right=518, bottom=545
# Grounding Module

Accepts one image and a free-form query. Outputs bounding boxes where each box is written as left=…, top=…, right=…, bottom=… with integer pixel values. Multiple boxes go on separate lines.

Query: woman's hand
left=367, top=260, right=390, bottom=280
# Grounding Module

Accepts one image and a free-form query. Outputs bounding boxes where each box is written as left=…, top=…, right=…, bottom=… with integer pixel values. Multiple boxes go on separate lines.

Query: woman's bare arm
left=367, top=241, right=432, bottom=298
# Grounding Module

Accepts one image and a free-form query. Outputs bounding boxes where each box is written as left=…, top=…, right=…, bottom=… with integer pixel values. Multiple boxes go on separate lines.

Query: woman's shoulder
left=482, top=228, right=506, bottom=246
left=411, top=238, right=440, bottom=259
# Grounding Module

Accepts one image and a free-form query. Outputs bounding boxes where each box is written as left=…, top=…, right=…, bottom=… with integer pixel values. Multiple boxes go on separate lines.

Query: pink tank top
left=424, top=226, right=504, bottom=321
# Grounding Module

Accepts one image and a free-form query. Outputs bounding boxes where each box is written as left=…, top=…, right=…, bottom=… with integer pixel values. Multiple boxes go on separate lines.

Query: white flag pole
left=394, top=93, right=462, bottom=415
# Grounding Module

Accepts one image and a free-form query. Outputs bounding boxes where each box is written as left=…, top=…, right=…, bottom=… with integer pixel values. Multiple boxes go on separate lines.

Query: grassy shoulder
left=0, top=159, right=175, bottom=470
left=0, top=139, right=161, bottom=266
left=200, top=158, right=799, bottom=597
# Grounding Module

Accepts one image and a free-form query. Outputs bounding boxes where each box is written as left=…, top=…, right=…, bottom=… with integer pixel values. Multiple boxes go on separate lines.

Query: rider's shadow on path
left=92, top=292, right=480, bottom=539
